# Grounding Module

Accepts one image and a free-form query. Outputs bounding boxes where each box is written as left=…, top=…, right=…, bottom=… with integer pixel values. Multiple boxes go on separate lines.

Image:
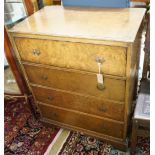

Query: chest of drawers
left=8, top=6, right=145, bottom=150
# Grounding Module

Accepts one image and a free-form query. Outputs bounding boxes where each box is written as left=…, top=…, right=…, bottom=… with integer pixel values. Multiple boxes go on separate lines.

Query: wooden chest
left=8, top=6, right=145, bottom=150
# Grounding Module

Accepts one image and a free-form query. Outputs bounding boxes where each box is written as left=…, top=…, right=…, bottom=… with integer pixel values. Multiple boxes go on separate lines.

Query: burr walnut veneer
left=8, top=6, right=145, bottom=150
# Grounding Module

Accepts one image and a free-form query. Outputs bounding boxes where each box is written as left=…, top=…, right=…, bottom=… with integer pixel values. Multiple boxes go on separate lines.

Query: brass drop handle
left=98, top=106, right=107, bottom=112
left=41, top=75, right=48, bottom=80
left=96, top=56, right=105, bottom=64
left=32, top=49, right=41, bottom=56
left=47, top=96, right=54, bottom=101
left=97, top=83, right=105, bottom=90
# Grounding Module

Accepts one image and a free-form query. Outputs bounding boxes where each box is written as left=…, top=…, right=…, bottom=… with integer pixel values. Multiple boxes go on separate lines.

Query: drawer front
left=15, top=37, right=127, bottom=76
left=24, top=64, right=125, bottom=102
left=31, top=85, right=124, bottom=121
left=39, top=103, right=124, bottom=138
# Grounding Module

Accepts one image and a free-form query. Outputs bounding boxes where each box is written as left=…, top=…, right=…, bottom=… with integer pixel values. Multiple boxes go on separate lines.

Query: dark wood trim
left=53, top=0, right=61, bottom=5
left=130, top=0, right=150, bottom=5
left=4, top=27, right=29, bottom=95
left=23, top=0, right=34, bottom=16
left=142, top=13, right=150, bottom=79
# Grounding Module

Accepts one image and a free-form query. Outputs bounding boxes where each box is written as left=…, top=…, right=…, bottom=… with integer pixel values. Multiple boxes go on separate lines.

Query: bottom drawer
left=39, top=103, right=124, bottom=138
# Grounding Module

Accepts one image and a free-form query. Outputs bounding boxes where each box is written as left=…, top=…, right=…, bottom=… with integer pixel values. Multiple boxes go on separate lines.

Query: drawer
left=39, top=103, right=124, bottom=138
left=15, top=37, right=127, bottom=76
left=24, top=64, right=125, bottom=102
left=31, top=85, right=124, bottom=121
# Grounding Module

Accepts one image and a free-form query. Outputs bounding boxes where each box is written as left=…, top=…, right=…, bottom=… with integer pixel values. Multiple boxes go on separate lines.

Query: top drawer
left=15, top=37, right=127, bottom=77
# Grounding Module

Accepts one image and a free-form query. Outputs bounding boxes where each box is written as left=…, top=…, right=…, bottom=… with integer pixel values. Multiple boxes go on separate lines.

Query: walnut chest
left=8, top=6, right=145, bottom=150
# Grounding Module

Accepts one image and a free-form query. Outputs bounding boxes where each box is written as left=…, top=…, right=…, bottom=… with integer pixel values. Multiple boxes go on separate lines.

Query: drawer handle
left=41, top=75, right=48, bottom=80
left=52, top=112, right=58, bottom=117
left=32, top=49, right=41, bottom=56
left=47, top=96, right=54, bottom=101
left=98, top=106, right=107, bottom=112
left=97, top=83, right=105, bottom=90
left=96, top=56, right=105, bottom=64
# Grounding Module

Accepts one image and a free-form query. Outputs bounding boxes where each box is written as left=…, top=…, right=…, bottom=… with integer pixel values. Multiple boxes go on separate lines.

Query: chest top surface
left=9, top=6, right=145, bottom=43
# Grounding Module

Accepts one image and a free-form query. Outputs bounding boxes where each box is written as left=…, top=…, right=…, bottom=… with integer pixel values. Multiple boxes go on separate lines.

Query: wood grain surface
left=15, top=37, right=127, bottom=76
left=39, top=103, right=124, bottom=138
left=31, top=85, right=125, bottom=121
left=9, top=6, right=145, bottom=42
left=23, top=63, right=126, bottom=102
